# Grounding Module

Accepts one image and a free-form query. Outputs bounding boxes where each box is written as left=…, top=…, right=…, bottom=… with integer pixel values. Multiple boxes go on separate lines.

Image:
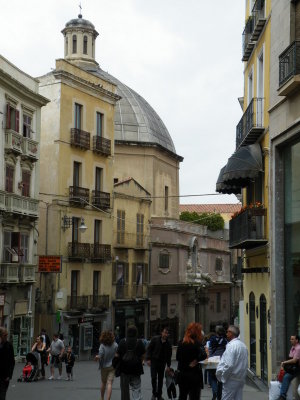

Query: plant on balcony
left=231, top=202, right=264, bottom=219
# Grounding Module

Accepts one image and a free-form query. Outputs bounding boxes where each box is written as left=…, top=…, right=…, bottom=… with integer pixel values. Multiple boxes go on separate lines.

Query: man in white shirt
left=216, top=325, right=248, bottom=400
left=48, top=333, right=65, bottom=380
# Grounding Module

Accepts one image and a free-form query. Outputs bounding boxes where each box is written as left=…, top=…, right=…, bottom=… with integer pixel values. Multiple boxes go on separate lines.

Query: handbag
left=112, top=355, right=121, bottom=377
left=283, top=363, right=300, bottom=376
left=277, top=368, right=285, bottom=382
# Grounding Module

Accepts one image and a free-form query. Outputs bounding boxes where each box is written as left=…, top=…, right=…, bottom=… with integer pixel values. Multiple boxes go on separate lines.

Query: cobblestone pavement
left=8, top=361, right=268, bottom=400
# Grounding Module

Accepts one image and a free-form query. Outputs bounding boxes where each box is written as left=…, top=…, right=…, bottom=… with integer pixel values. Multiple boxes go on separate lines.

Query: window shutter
left=15, top=109, right=20, bottom=132
left=125, top=263, right=129, bottom=284
left=22, top=171, right=31, bottom=197
left=132, top=263, right=136, bottom=283
left=112, top=262, right=116, bottom=284
left=5, top=165, right=14, bottom=192
left=6, top=104, right=11, bottom=129
left=144, top=264, right=148, bottom=283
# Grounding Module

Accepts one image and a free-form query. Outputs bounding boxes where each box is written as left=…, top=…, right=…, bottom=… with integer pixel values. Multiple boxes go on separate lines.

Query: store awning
left=216, top=143, right=263, bottom=193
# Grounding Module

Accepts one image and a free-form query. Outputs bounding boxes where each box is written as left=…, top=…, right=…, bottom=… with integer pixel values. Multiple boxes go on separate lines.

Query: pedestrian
left=216, top=325, right=248, bottom=400
left=278, top=334, right=300, bottom=400
left=146, top=326, right=172, bottom=400
left=31, top=335, right=47, bottom=379
left=115, top=325, right=146, bottom=400
left=95, top=330, right=118, bottom=400
left=63, top=345, right=75, bottom=381
left=0, top=327, right=15, bottom=400
left=47, top=333, right=65, bottom=380
left=165, top=367, right=177, bottom=400
left=176, top=322, right=207, bottom=400
left=208, top=325, right=227, bottom=400
left=40, top=328, right=51, bottom=351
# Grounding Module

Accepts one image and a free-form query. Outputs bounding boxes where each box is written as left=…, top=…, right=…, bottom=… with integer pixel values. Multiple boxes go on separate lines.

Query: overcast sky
left=1, top=0, right=244, bottom=204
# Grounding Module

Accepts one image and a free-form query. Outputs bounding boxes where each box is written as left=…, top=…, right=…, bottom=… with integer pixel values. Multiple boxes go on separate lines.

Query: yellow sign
left=38, top=256, right=62, bottom=273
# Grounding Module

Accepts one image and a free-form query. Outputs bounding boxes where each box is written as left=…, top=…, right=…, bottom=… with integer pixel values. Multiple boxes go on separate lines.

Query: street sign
left=38, top=256, right=62, bottom=273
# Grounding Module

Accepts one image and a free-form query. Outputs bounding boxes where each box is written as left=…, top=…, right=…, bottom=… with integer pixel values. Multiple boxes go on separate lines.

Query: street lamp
left=62, top=216, right=87, bottom=233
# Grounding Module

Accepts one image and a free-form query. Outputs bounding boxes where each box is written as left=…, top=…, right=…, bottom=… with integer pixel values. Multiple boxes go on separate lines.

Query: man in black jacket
left=0, top=327, right=15, bottom=400
left=146, top=327, right=172, bottom=400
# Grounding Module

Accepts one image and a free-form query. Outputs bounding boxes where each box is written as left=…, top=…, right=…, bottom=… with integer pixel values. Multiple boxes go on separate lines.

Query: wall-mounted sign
left=38, top=256, right=62, bottom=273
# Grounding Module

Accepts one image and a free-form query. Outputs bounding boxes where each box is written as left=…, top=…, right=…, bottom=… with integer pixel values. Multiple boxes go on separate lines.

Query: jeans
left=280, top=372, right=295, bottom=398
left=209, top=370, right=222, bottom=399
left=0, top=378, right=9, bottom=400
left=120, top=373, right=142, bottom=400
left=150, top=361, right=165, bottom=398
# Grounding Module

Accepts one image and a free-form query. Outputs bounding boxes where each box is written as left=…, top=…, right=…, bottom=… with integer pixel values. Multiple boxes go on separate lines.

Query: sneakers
left=57, top=375, right=62, bottom=380
left=48, top=376, right=54, bottom=380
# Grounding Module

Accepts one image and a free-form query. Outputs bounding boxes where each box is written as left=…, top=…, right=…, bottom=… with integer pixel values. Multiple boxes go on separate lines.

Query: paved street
left=8, top=360, right=268, bottom=400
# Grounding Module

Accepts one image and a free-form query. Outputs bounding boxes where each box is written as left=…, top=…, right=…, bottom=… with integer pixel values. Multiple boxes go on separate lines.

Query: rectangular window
left=3, top=232, right=24, bottom=263
left=160, top=294, right=168, bottom=319
left=93, top=271, right=100, bottom=297
left=159, top=252, right=169, bottom=269
left=117, top=210, right=125, bottom=244
left=72, top=217, right=79, bottom=243
left=71, top=270, right=79, bottom=298
left=20, top=234, right=29, bottom=263
left=73, top=162, right=81, bottom=187
left=165, top=186, right=169, bottom=212
left=5, top=165, right=14, bottom=193
left=94, top=220, right=102, bottom=244
left=74, top=103, right=82, bottom=129
left=136, top=214, right=144, bottom=246
left=216, top=292, right=221, bottom=313
left=96, top=112, right=103, bottom=137
left=95, top=167, right=102, bottom=191
left=23, top=114, right=32, bottom=138
left=22, top=170, right=31, bottom=197
left=6, top=104, right=19, bottom=132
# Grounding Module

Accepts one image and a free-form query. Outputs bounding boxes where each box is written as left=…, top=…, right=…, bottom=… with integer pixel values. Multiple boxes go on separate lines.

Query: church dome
left=64, top=14, right=96, bottom=31
left=83, top=66, right=178, bottom=155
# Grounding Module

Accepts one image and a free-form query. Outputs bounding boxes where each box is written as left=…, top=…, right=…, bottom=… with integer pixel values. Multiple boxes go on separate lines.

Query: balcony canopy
left=216, top=143, right=263, bottom=194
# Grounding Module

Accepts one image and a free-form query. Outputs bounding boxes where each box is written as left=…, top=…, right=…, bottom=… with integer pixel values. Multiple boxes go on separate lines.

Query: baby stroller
left=18, top=352, right=40, bottom=382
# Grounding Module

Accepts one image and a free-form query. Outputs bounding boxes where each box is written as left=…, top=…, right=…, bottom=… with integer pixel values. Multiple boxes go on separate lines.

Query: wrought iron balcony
left=242, top=17, right=255, bottom=61
left=251, top=0, right=266, bottom=41
left=88, top=295, right=109, bottom=310
left=114, top=232, right=149, bottom=249
left=229, top=208, right=268, bottom=249
left=92, top=136, right=111, bottom=156
left=21, top=137, right=39, bottom=161
left=131, top=284, right=147, bottom=298
left=68, top=242, right=91, bottom=260
left=5, top=193, right=39, bottom=218
left=115, top=284, right=129, bottom=299
left=0, top=263, right=19, bottom=283
left=278, top=41, right=300, bottom=96
left=5, top=130, right=23, bottom=155
left=92, top=190, right=110, bottom=210
left=69, top=186, right=90, bottom=207
left=19, top=264, right=36, bottom=283
left=70, top=128, right=90, bottom=150
left=90, top=244, right=111, bottom=263
left=236, top=98, right=264, bottom=149
left=67, top=295, right=89, bottom=310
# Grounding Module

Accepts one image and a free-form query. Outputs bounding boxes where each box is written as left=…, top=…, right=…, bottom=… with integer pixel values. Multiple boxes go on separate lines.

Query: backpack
left=121, top=340, right=140, bottom=372
left=210, top=336, right=227, bottom=357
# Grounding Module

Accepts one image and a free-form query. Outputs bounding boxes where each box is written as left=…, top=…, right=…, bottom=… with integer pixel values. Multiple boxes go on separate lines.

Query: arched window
left=72, top=35, right=77, bottom=54
left=249, top=292, right=256, bottom=370
left=83, top=36, right=88, bottom=54
left=65, top=37, right=68, bottom=56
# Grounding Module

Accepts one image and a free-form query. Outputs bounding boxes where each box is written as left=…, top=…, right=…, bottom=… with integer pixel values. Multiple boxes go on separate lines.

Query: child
left=165, top=368, right=177, bottom=399
left=64, top=346, right=75, bottom=380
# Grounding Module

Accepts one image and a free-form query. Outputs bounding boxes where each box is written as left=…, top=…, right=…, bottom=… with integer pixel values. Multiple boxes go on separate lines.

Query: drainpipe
left=147, top=242, right=152, bottom=339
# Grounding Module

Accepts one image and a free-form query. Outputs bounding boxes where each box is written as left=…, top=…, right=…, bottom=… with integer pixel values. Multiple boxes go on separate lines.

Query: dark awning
left=216, top=143, right=263, bottom=194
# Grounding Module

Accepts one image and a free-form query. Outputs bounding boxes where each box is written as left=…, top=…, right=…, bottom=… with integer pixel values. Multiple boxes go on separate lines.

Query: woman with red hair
left=176, top=322, right=207, bottom=400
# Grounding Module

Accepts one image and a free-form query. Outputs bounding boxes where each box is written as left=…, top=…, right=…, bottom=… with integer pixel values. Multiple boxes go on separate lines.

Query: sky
left=0, top=0, right=245, bottom=205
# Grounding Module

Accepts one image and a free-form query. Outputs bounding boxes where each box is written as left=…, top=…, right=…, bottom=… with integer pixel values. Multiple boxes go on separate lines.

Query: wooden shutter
left=6, top=104, right=11, bottom=129
left=22, top=171, right=31, bottom=197
left=5, top=165, right=14, bottom=192
left=132, top=263, right=136, bottom=284
left=124, top=263, right=129, bottom=284
left=15, top=109, right=20, bottom=132
left=112, top=262, right=116, bottom=284
left=144, top=264, right=148, bottom=283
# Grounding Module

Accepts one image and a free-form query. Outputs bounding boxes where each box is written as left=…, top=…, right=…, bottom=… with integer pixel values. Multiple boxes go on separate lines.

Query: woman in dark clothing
left=176, top=322, right=207, bottom=400
left=32, top=335, right=46, bottom=378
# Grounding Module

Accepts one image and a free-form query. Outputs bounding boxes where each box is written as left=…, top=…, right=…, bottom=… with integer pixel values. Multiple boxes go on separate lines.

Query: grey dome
left=84, top=66, right=177, bottom=154
left=64, top=14, right=96, bottom=31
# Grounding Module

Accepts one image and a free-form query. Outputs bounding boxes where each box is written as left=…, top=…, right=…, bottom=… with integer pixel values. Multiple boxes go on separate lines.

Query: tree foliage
left=180, top=211, right=224, bottom=231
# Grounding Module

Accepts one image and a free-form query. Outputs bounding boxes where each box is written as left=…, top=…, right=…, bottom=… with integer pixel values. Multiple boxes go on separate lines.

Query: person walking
left=176, top=322, right=207, bottom=400
left=115, top=325, right=146, bottom=400
left=208, top=325, right=227, bottom=400
left=216, top=325, right=248, bottom=400
left=278, top=334, right=300, bottom=400
left=0, top=327, right=15, bottom=400
left=146, top=326, right=172, bottom=400
left=48, top=333, right=65, bottom=380
left=95, top=330, right=118, bottom=400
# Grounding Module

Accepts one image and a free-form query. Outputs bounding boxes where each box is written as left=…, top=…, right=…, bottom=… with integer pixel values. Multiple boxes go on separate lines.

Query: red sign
left=38, top=256, right=62, bottom=273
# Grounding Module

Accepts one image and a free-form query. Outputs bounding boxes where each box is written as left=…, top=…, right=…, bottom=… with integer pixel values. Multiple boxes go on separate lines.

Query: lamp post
left=61, top=216, right=87, bottom=233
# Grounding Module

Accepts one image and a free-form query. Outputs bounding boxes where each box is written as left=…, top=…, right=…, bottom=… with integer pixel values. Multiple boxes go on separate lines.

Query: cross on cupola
left=78, top=2, right=82, bottom=18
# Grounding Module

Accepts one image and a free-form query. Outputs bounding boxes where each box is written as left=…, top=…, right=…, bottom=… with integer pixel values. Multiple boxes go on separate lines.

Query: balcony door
left=260, top=294, right=268, bottom=382
left=257, top=50, right=264, bottom=126
left=95, top=167, right=102, bottom=191
left=74, top=103, right=82, bottom=129
left=71, top=270, right=79, bottom=307
left=249, top=292, right=256, bottom=371
left=71, top=218, right=79, bottom=256
left=73, top=162, right=81, bottom=188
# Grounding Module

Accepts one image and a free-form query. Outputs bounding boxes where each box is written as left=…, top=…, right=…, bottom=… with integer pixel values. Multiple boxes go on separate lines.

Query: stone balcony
left=21, top=137, right=39, bottom=161
left=0, top=263, right=35, bottom=284
left=4, top=193, right=39, bottom=218
left=5, top=129, right=23, bottom=155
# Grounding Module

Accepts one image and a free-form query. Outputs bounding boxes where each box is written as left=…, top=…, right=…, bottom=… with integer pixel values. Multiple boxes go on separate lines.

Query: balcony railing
left=88, top=295, right=109, bottom=310
left=115, top=284, right=129, bottom=299
left=67, top=295, right=89, bottom=310
left=70, top=128, right=90, bottom=150
left=229, top=208, right=268, bottom=249
left=115, top=233, right=149, bottom=249
left=0, top=263, right=19, bottom=283
left=68, top=242, right=91, bottom=260
left=279, top=41, right=300, bottom=92
left=90, top=244, right=111, bottom=263
left=21, top=137, right=38, bottom=161
left=0, top=191, right=6, bottom=211
left=92, top=190, right=110, bottom=209
left=5, top=193, right=39, bottom=218
left=251, top=0, right=266, bottom=41
left=69, top=186, right=90, bottom=206
left=19, top=264, right=36, bottom=283
left=131, top=284, right=147, bottom=298
left=92, top=136, right=111, bottom=156
left=5, top=130, right=23, bottom=155
left=236, top=98, right=264, bottom=149
left=242, top=17, right=255, bottom=61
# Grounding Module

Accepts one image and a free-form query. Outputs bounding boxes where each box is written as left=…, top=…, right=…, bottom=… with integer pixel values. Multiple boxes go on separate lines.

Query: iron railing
left=236, top=97, right=264, bottom=148
left=90, top=244, right=111, bottom=262
left=92, top=190, right=110, bottom=209
left=68, top=242, right=91, bottom=259
left=70, top=128, right=90, bottom=150
left=229, top=208, right=267, bottom=249
left=69, top=186, right=90, bottom=206
left=115, top=284, right=129, bottom=299
left=92, top=136, right=111, bottom=156
left=131, top=284, right=146, bottom=298
left=279, top=40, right=300, bottom=86
left=67, top=295, right=89, bottom=310
left=115, top=232, right=149, bottom=248
left=242, top=17, right=254, bottom=60
left=251, top=0, right=266, bottom=40
left=88, top=295, right=109, bottom=310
